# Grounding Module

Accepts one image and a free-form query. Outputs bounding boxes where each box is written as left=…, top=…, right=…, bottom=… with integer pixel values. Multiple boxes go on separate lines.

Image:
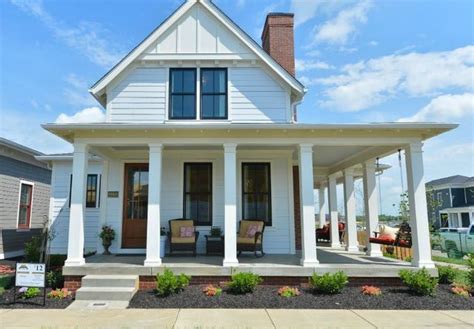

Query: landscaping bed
left=0, top=288, right=74, bottom=309
left=129, top=284, right=473, bottom=310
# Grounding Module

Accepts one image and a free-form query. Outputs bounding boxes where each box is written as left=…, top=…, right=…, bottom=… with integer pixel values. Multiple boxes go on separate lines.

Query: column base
left=330, top=242, right=341, bottom=248
left=411, top=259, right=436, bottom=269
left=345, top=245, right=359, bottom=253
left=223, top=259, right=239, bottom=267
left=300, top=258, right=319, bottom=267
left=366, top=250, right=383, bottom=257
left=144, top=259, right=162, bottom=267
left=64, top=258, right=85, bottom=266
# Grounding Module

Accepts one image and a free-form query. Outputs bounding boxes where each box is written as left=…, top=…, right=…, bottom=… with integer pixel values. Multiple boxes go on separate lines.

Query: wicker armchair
left=167, top=218, right=199, bottom=256
left=237, top=220, right=265, bottom=257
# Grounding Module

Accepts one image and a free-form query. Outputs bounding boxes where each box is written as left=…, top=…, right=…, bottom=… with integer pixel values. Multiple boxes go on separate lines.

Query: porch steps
left=75, top=275, right=139, bottom=302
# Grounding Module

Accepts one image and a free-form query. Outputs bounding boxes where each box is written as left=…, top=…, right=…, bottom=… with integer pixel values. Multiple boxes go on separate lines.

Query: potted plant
left=99, top=225, right=115, bottom=255
left=160, top=227, right=167, bottom=258
left=210, top=226, right=222, bottom=237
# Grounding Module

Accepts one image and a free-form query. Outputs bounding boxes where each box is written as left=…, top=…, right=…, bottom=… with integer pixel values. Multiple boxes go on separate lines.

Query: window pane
left=171, top=70, right=183, bottom=93
left=214, top=95, right=226, bottom=118
left=256, top=194, right=270, bottom=221
left=20, top=184, right=31, bottom=205
left=201, top=70, right=214, bottom=93
left=184, top=163, right=212, bottom=224
left=183, top=70, right=195, bottom=93
left=182, top=95, right=195, bottom=118
left=171, top=95, right=183, bottom=118
left=201, top=95, right=214, bottom=118
left=215, top=70, right=226, bottom=93
left=18, top=207, right=27, bottom=225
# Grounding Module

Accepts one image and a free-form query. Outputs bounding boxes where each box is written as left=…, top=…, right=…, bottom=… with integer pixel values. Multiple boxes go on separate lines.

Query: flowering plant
left=99, top=225, right=115, bottom=242
left=47, top=288, right=71, bottom=299
left=202, top=284, right=222, bottom=297
left=0, top=265, right=15, bottom=274
left=278, top=286, right=300, bottom=298
left=450, top=283, right=471, bottom=298
left=361, top=285, right=382, bottom=296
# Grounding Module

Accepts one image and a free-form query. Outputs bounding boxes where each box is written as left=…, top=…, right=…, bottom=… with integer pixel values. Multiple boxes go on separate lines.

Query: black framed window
left=69, top=174, right=100, bottom=208
left=242, top=163, right=272, bottom=226
left=201, top=68, right=227, bottom=119
left=169, top=68, right=196, bottom=119
left=184, top=163, right=212, bottom=226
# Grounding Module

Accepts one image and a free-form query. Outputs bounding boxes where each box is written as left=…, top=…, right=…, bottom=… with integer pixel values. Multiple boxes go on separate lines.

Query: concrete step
left=75, top=287, right=137, bottom=301
left=81, top=275, right=139, bottom=288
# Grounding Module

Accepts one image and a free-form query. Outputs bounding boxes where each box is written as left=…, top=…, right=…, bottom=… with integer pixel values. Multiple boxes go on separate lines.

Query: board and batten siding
left=106, top=66, right=290, bottom=123
left=49, top=161, right=102, bottom=254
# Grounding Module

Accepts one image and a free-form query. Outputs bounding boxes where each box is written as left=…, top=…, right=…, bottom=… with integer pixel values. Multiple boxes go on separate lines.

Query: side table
left=205, top=235, right=224, bottom=256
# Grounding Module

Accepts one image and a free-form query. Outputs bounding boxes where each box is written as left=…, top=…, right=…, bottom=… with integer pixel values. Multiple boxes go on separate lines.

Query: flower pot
left=160, top=236, right=167, bottom=258
left=102, top=240, right=112, bottom=255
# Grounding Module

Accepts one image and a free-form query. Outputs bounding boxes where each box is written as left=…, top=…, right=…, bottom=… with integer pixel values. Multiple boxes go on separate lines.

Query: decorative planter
left=102, top=240, right=112, bottom=255
left=160, top=236, right=167, bottom=258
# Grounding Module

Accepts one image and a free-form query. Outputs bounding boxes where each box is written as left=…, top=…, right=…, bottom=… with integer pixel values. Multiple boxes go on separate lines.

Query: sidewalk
left=1, top=309, right=473, bottom=328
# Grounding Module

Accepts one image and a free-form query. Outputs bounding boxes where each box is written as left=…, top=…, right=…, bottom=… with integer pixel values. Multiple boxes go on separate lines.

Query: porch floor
left=63, top=247, right=429, bottom=278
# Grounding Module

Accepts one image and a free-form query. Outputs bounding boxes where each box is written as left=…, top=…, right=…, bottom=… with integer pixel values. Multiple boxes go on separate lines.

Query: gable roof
left=0, top=137, right=44, bottom=157
left=426, top=175, right=473, bottom=187
left=89, top=0, right=305, bottom=106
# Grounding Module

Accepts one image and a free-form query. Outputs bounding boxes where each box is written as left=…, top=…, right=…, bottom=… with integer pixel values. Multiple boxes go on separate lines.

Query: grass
left=432, top=255, right=468, bottom=266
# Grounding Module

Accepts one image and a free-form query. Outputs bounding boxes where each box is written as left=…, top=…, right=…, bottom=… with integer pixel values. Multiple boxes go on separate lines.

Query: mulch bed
left=0, top=288, right=74, bottom=309
left=129, top=285, right=474, bottom=310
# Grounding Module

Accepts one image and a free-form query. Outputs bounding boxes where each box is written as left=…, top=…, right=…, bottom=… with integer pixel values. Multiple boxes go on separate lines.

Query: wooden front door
left=122, top=163, right=149, bottom=248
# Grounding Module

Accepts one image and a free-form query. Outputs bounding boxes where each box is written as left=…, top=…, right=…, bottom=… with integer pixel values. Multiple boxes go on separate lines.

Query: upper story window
left=201, top=68, right=227, bottom=119
left=169, top=68, right=197, bottom=119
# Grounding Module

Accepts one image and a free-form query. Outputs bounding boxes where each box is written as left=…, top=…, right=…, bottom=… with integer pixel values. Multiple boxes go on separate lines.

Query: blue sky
left=1, top=0, right=473, bottom=215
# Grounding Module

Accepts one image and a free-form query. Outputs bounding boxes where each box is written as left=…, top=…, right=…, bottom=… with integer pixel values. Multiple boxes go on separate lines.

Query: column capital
left=328, top=173, right=338, bottom=181
left=406, top=141, right=424, bottom=153
left=363, top=158, right=377, bottom=169
left=298, top=144, right=314, bottom=153
left=343, top=167, right=355, bottom=176
left=319, top=181, right=327, bottom=189
left=223, top=143, right=237, bottom=152
left=73, top=143, right=89, bottom=154
left=148, top=143, right=163, bottom=152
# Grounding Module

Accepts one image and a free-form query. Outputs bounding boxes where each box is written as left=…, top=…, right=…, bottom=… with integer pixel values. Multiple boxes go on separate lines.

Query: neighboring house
left=38, top=0, right=455, bottom=272
left=426, top=175, right=474, bottom=230
left=0, top=138, right=51, bottom=259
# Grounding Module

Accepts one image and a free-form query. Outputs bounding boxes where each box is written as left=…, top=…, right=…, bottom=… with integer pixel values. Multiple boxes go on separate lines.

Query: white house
left=39, top=0, right=455, bottom=277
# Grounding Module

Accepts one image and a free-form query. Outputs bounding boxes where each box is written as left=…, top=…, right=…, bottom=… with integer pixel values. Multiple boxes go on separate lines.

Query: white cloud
left=296, top=59, right=334, bottom=72
left=317, top=45, right=474, bottom=111
left=10, top=0, right=123, bottom=68
left=55, top=107, right=105, bottom=124
left=399, top=93, right=474, bottom=122
left=312, top=0, right=372, bottom=45
left=63, top=73, right=97, bottom=107
left=368, top=40, right=378, bottom=46
left=290, top=0, right=321, bottom=27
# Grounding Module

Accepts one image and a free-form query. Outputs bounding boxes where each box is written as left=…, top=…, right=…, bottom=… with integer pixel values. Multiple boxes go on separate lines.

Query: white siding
left=107, top=67, right=167, bottom=122
left=49, top=161, right=102, bottom=254
left=229, top=67, right=289, bottom=122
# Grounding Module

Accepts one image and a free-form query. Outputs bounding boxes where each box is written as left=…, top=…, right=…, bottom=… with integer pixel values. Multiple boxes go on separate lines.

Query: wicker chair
left=237, top=220, right=265, bottom=257
left=167, top=218, right=199, bottom=256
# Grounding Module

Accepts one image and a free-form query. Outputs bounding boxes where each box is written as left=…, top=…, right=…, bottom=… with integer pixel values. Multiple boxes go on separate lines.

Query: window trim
left=17, top=181, right=34, bottom=230
left=200, top=68, right=228, bottom=120
left=183, top=162, right=213, bottom=226
left=169, top=68, right=197, bottom=120
left=69, top=174, right=101, bottom=208
left=86, top=174, right=99, bottom=208
left=241, top=162, right=272, bottom=226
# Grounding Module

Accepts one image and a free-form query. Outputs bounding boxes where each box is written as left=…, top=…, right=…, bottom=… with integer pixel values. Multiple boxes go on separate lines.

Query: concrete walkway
left=0, top=309, right=473, bottom=328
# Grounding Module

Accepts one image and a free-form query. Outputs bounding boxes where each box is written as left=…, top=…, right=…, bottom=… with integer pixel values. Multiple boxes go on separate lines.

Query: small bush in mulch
left=278, top=286, right=300, bottom=298
left=361, top=285, right=382, bottom=296
left=0, top=288, right=74, bottom=309
left=202, top=284, right=222, bottom=297
left=155, top=269, right=190, bottom=297
left=47, top=288, right=72, bottom=300
left=309, top=271, right=348, bottom=295
left=399, top=268, right=438, bottom=296
left=227, top=272, right=262, bottom=294
left=437, top=265, right=462, bottom=284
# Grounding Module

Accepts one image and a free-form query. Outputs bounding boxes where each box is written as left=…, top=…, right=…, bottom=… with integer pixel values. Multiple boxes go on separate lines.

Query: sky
left=1, top=0, right=473, bottom=215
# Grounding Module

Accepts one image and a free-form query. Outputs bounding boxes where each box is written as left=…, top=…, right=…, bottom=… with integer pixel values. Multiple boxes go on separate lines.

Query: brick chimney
left=261, top=13, right=295, bottom=77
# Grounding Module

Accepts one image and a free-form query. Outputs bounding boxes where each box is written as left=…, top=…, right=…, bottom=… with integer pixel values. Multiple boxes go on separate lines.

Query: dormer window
left=201, top=68, right=227, bottom=119
left=169, top=68, right=197, bottom=119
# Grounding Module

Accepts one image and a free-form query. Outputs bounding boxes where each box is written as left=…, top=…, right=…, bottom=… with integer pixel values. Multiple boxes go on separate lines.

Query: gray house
left=0, top=138, right=51, bottom=259
left=426, top=175, right=474, bottom=230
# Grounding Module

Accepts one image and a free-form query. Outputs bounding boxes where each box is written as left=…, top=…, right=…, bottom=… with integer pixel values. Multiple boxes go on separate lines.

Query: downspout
left=291, top=88, right=307, bottom=123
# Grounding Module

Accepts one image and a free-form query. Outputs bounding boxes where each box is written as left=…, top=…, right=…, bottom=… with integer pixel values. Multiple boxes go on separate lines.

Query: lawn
left=432, top=255, right=469, bottom=266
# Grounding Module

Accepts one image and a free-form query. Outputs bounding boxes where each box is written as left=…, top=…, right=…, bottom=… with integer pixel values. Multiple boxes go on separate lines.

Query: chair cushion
left=237, top=236, right=261, bottom=245
left=246, top=224, right=259, bottom=238
left=378, top=225, right=399, bottom=240
left=171, top=236, right=196, bottom=244
left=239, top=221, right=264, bottom=238
left=170, top=220, right=194, bottom=237
left=180, top=226, right=194, bottom=237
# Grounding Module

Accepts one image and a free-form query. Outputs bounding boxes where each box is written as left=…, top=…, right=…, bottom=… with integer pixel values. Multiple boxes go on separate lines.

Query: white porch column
left=328, top=174, right=340, bottom=248
left=144, top=144, right=163, bottom=266
left=405, top=142, right=435, bottom=268
left=363, top=160, right=382, bottom=257
left=318, top=183, right=327, bottom=228
left=65, top=143, right=88, bottom=266
left=343, top=168, right=359, bottom=252
left=298, top=144, right=319, bottom=266
left=223, top=143, right=239, bottom=267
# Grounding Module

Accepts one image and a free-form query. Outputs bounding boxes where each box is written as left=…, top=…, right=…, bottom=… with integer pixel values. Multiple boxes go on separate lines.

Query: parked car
left=439, top=224, right=474, bottom=257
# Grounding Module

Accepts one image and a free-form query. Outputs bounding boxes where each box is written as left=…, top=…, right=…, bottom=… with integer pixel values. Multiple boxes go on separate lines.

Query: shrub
left=20, top=287, right=41, bottom=299
left=155, top=269, right=190, bottom=296
left=202, top=284, right=222, bottom=297
left=24, top=235, right=42, bottom=262
left=361, top=285, right=382, bottom=296
left=399, top=268, right=438, bottom=296
left=0, top=275, right=13, bottom=289
left=227, top=272, right=262, bottom=294
left=309, top=271, right=348, bottom=294
left=278, top=286, right=300, bottom=298
left=450, top=283, right=471, bottom=298
left=47, top=288, right=71, bottom=299
left=48, top=255, right=67, bottom=268
left=0, top=265, right=15, bottom=275
left=46, top=270, right=64, bottom=289
left=0, top=287, right=4, bottom=296
left=467, top=253, right=474, bottom=287
left=437, top=265, right=460, bottom=284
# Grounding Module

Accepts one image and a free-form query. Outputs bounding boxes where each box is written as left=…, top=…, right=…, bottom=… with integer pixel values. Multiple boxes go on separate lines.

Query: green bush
left=0, top=275, right=13, bottom=289
left=155, top=269, right=190, bottom=296
left=309, top=271, right=348, bottom=294
left=399, top=268, right=438, bottom=296
left=24, top=235, right=42, bottom=262
left=46, top=270, right=64, bottom=289
left=467, top=253, right=474, bottom=287
left=21, top=287, right=41, bottom=299
left=49, top=255, right=67, bottom=268
left=437, top=265, right=461, bottom=284
left=227, top=272, right=262, bottom=294
left=0, top=287, right=4, bottom=296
